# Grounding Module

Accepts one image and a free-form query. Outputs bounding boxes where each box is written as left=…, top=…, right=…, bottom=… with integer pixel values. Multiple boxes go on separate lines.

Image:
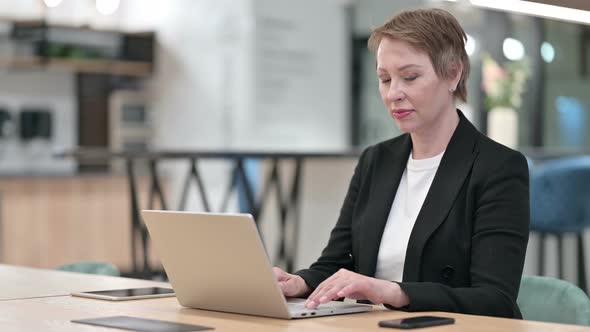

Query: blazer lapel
left=358, top=134, right=412, bottom=277
left=402, top=112, right=479, bottom=282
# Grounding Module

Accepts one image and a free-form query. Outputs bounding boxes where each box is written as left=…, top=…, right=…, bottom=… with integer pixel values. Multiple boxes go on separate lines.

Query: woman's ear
left=449, top=61, right=463, bottom=91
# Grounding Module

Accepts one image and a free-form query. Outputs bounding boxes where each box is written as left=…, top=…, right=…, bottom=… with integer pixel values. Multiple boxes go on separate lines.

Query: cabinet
left=0, top=176, right=161, bottom=272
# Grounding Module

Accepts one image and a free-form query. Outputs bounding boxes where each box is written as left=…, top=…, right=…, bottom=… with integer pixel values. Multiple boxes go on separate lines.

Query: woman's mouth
left=391, top=109, right=414, bottom=119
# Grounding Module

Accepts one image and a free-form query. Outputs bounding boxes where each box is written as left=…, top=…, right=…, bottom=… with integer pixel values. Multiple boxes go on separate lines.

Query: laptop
left=141, top=210, right=373, bottom=319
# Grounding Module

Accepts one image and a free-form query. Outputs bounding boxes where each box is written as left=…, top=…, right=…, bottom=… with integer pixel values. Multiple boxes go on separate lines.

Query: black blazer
left=296, top=111, right=530, bottom=318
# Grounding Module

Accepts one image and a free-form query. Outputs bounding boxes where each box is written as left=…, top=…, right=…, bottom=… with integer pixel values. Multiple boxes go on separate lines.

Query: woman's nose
left=387, top=82, right=404, bottom=102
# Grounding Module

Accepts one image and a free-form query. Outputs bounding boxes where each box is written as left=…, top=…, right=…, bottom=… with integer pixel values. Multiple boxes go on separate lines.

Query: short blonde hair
left=368, top=8, right=470, bottom=102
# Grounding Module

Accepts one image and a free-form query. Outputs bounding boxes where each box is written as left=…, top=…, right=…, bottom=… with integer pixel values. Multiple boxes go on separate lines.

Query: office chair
left=55, top=261, right=120, bottom=277
left=525, top=156, right=534, bottom=170
left=518, top=275, right=590, bottom=326
left=529, top=156, right=590, bottom=293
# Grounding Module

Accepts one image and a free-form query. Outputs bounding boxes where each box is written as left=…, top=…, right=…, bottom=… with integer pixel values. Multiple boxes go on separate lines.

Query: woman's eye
left=379, top=78, right=391, bottom=83
left=404, top=75, right=418, bottom=81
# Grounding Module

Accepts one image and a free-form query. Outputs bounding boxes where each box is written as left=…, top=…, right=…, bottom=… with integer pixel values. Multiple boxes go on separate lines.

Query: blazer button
left=441, top=265, right=454, bottom=280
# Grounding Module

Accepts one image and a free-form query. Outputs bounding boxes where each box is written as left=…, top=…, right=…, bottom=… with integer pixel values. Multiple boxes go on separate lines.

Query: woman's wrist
left=295, top=275, right=312, bottom=297
left=381, top=280, right=410, bottom=308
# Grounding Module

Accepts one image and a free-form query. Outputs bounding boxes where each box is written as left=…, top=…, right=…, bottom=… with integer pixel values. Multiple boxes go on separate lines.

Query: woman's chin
left=394, top=121, right=416, bottom=134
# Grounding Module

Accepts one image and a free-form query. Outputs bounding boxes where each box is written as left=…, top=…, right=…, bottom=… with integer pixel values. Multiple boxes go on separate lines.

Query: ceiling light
left=44, top=0, right=63, bottom=8
left=540, top=42, right=555, bottom=63
left=503, top=37, right=525, bottom=61
left=96, top=0, right=120, bottom=15
left=470, top=0, right=590, bottom=25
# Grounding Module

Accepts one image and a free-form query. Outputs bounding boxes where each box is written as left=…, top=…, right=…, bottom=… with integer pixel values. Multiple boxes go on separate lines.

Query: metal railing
left=61, top=149, right=360, bottom=279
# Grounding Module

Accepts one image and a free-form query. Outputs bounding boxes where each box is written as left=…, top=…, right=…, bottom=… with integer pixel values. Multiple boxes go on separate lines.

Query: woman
left=274, top=8, right=529, bottom=318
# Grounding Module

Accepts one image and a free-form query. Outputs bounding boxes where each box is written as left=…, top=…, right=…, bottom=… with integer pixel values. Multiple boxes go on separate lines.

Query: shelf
left=0, top=18, right=155, bottom=77
left=6, top=18, right=151, bottom=35
left=0, top=55, right=42, bottom=68
left=0, top=55, right=152, bottom=77
left=48, top=58, right=152, bottom=77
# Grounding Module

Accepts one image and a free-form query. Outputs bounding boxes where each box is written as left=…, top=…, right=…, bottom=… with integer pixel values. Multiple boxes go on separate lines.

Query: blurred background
left=0, top=0, right=588, bottom=293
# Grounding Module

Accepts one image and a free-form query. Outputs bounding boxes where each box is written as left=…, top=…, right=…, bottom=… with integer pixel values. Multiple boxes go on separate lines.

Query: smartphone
left=71, top=287, right=175, bottom=301
left=378, top=316, right=455, bottom=329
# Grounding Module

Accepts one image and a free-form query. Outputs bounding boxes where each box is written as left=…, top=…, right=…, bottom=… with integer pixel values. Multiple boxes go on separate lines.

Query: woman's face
left=376, top=37, right=458, bottom=135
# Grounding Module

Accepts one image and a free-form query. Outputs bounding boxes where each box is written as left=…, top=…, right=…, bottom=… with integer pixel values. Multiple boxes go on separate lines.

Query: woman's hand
left=304, top=268, right=409, bottom=309
left=273, top=267, right=311, bottom=298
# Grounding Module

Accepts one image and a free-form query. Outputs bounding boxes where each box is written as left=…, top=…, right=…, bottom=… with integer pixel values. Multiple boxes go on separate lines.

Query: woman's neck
left=410, top=109, right=459, bottom=160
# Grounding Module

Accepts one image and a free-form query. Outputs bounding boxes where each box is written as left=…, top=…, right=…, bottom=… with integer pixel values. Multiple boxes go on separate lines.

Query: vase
left=487, top=107, right=518, bottom=149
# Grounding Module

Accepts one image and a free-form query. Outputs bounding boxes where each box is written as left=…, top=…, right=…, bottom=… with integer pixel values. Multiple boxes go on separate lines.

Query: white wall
left=122, top=0, right=350, bottom=151
left=234, top=0, right=350, bottom=150
left=0, top=0, right=42, bottom=19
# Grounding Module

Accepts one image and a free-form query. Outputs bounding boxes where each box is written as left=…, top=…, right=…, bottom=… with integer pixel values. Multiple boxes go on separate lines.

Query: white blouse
left=374, top=150, right=444, bottom=282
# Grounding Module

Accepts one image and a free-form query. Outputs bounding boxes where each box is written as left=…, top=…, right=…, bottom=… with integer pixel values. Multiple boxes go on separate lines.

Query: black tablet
left=71, top=287, right=175, bottom=301
left=71, top=315, right=213, bottom=331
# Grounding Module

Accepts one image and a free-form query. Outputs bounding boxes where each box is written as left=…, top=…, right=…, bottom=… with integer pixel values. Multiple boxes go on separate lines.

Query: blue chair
left=55, top=261, right=120, bottom=277
left=518, top=275, right=590, bottom=326
left=529, top=156, right=590, bottom=292
left=525, top=156, right=534, bottom=170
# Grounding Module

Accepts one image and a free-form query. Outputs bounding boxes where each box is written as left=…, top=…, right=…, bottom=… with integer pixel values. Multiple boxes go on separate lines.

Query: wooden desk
left=1, top=295, right=589, bottom=332
left=0, top=264, right=168, bottom=300
left=0, top=265, right=589, bottom=331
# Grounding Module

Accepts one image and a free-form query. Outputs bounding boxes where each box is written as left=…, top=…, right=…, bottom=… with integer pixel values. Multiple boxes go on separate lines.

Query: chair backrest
left=529, top=156, right=590, bottom=232
left=55, top=261, right=120, bottom=277
left=525, top=156, right=534, bottom=170
left=517, top=275, right=590, bottom=326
